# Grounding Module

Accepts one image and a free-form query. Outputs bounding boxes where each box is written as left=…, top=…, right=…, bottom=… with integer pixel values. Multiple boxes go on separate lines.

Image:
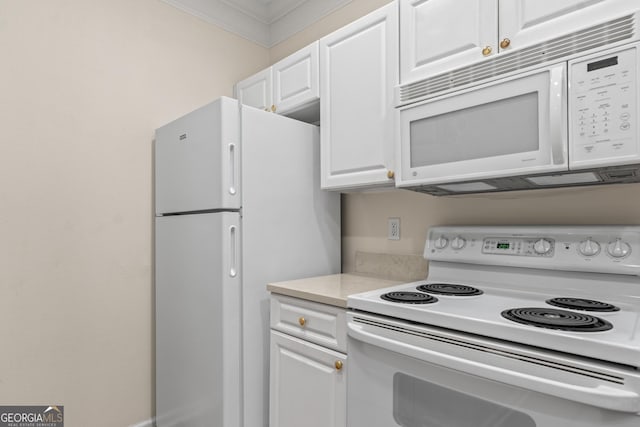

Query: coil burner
left=546, top=297, right=620, bottom=312
left=380, top=291, right=438, bottom=304
left=417, top=283, right=483, bottom=296
left=501, top=307, right=612, bottom=332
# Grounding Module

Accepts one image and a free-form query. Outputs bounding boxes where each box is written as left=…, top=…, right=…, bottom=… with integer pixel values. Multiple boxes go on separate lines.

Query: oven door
left=397, top=63, right=567, bottom=189
left=347, top=312, right=640, bottom=427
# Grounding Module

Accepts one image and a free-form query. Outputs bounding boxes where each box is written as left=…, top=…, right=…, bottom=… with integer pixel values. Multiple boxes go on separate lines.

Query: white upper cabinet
left=235, top=42, right=320, bottom=122
left=235, top=67, right=272, bottom=112
left=320, top=1, right=399, bottom=190
left=400, top=0, right=497, bottom=84
left=272, top=42, right=319, bottom=116
left=400, top=0, right=633, bottom=85
left=499, top=0, right=610, bottom=52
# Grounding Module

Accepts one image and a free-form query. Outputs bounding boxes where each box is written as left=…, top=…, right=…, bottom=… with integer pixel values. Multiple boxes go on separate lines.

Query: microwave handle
left=549, top=65, right=567, bottom=165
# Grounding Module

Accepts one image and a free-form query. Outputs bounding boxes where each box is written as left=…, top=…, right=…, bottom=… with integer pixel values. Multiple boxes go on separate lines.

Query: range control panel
left=482, top=237, right=555, bottom=257
left=425, top=226, right=640, bottom=275
left=570, top=43, right=639, bottom=165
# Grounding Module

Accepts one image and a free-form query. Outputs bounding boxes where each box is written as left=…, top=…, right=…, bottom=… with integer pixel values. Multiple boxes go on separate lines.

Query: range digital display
left=496, top=242, right=510, bottom=249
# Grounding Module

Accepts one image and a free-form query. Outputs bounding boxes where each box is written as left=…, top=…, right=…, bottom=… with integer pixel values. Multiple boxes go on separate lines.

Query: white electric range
left=347, top=226, right=640, bottom=427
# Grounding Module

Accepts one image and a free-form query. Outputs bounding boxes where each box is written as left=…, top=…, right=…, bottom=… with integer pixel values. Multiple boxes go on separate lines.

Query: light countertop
left=267, top=273, right=402, bottom=308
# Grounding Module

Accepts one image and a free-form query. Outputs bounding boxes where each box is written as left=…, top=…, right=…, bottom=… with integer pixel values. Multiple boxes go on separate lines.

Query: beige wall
left=342, top=185, right=640, bottom=273
left=0, top=1, right=268, bottom=426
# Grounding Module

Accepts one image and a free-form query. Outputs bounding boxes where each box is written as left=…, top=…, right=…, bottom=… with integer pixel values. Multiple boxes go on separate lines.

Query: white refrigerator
left=154, top=97, right=340, bottom=427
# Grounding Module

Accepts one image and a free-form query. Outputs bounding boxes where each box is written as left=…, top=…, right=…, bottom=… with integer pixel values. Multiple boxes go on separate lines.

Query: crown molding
left=160, top=0, right=270, bottom=46
left=160, top=0, right=352, bottom=48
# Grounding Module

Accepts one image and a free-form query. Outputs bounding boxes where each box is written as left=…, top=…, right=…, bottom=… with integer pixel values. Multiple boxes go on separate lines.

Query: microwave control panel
left=570, top=44, right=638, bottom=165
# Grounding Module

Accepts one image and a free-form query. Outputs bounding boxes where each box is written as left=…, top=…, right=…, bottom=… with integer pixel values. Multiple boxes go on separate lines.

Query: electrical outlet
left=388, top=218, right=400, bottom=240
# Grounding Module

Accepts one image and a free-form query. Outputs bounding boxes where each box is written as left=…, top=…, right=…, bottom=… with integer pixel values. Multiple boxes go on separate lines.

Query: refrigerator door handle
left=229, top=225, right=238, bottom=277
left=228, top=143, right=237, bottom=195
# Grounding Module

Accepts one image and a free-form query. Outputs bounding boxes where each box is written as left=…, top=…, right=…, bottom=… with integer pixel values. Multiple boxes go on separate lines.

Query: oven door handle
left=348, top=321, right=640, bottom=413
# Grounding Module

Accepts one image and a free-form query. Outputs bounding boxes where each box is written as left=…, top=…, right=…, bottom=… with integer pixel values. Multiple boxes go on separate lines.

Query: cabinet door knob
left=271, top=104, right=277, bottom=113
left=298, top=317, right=306, bottom=327
left=334, top=360, right=343, bottom=371
left=482, top=46, right=492, bottom=56
left=387, top=170, right=395, bottom=179
left=500, top=38, right=511, bottom=49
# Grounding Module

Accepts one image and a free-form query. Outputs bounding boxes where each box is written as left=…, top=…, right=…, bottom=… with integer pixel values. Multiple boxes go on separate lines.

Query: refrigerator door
left=240, top=105, right=341, bottom=427
left=155, top=211, right=241, bottom=427
left=155, top=97, right=241, bottom=214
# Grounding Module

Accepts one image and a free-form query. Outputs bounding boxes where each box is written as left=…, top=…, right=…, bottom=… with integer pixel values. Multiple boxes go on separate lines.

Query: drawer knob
left=500, top=38, right=511, bottom=49
left=271, top=104, right=277, bottom=113
left=387, top=170, right=395, bottom=179
left=482, top=46, right=492, bottom=56
left=335, top=360, right=343, bottom=371
left=298, top=317, right=306, bottom=327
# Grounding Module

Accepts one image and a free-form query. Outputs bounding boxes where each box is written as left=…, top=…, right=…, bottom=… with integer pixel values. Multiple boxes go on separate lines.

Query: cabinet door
left=270, top=331, right=346, bottom=427
left=320, top=1, right=398, bottom=190
left=272, top=41, right=319, bottom=115
left=235, top=68, right=272, bottom=111
left=499, top=0, right=613, bottom=52
left=400, top=0, right=498, bottom=84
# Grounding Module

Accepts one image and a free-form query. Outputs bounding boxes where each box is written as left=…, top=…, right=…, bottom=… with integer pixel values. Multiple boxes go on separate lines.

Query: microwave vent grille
left=405, top=165, right=640, bottom=196
left=399, top=14, right=635, bottom=105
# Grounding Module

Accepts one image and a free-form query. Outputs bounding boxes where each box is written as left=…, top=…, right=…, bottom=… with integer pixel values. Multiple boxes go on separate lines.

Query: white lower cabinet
left=270, top=331, right=347, bottom=427
left=269, top=295, right=347, bottom=427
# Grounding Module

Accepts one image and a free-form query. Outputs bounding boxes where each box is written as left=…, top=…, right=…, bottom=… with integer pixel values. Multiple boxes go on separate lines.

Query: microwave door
left=397, top=64, right=567, bottom=187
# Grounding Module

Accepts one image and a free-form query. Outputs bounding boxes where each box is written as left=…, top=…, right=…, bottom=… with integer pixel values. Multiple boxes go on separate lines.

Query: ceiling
left=160, top=0, right=352, bottom=48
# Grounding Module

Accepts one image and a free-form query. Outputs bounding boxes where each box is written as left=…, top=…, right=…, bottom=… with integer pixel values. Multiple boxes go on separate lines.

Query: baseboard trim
left=129, top=418, right=154, bottom=427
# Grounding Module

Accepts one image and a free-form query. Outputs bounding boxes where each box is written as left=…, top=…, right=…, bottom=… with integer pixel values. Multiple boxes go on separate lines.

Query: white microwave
left=397, top=43, right=640, bottom=195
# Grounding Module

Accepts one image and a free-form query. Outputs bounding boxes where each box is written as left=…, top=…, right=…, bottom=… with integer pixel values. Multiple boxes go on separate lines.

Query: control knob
left=578, top=239, right=600, bottom=257
left=434, top=236, right=448, bottom=249
left=607, top=238, right=631, bottom=258
left=451, top=236, right=466, bottom=250
left=533, top=239, right=552, bottom=255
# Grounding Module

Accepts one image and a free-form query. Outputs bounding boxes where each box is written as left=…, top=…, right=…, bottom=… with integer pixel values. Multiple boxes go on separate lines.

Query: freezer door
left=155, top=212, right=241, bottom=427
left=155, top=97, right=241, bottom=214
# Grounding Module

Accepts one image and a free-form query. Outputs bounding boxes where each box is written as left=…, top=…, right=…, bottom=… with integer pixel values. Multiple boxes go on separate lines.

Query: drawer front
left=270, top=294, right=347, bottom=352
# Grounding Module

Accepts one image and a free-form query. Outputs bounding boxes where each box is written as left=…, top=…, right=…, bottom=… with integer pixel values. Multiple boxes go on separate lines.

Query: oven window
left=393, top=373, right=536, bottom=427
left=409, top=92, right=539, bottom=167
